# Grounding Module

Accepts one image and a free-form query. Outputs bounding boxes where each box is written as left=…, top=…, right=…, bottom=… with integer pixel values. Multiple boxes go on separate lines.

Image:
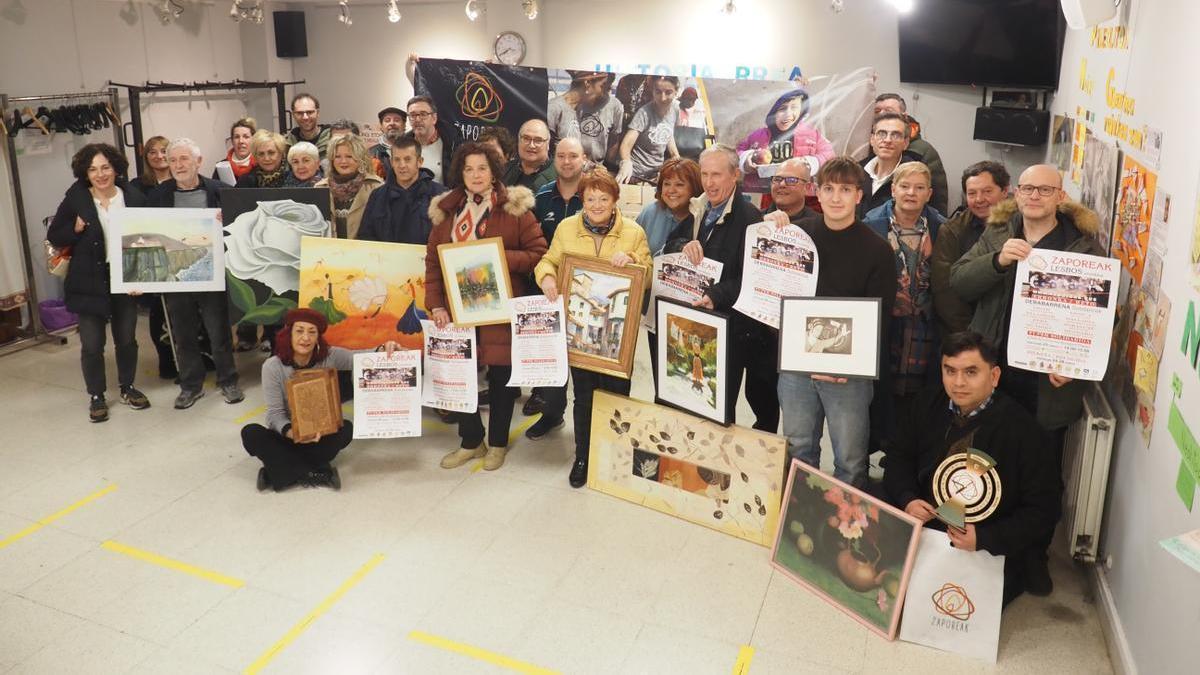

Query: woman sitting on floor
left=241, top=308, right=399, bottom=491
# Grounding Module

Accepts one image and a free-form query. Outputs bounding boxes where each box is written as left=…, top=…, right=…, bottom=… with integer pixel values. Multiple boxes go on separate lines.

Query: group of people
left=48, top=87, right=1107, bottom=605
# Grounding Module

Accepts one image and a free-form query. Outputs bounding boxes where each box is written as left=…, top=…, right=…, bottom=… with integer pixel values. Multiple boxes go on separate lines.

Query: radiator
left=1061, top=382, right=1116, bottom=563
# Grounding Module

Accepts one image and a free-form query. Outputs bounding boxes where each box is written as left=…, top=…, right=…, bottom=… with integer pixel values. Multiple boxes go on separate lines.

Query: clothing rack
left=0, top=88, right=122, bottom=358
left=108, top=79, right=305, bottom=177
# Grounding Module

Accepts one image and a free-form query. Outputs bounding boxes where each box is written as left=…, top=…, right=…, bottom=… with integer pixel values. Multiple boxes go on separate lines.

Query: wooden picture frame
left=770, top=459, right=922, bottom=640
left=436, top=237, right=514, bottom=327
left=286, top=368, right=343, bottom=442
left=778, top=296, right=882, bottom=379
left=559, top=253, right=647, bottom=379
left=654, top=297, right=730, bottom=425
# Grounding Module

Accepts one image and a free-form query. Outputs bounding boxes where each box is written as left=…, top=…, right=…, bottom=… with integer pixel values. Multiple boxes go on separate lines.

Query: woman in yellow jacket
left=530, top=167, right=651, bottom=488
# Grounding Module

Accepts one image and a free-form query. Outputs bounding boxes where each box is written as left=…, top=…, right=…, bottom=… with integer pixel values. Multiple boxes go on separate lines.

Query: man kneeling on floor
left=882, top=331, right=1061, bottom=606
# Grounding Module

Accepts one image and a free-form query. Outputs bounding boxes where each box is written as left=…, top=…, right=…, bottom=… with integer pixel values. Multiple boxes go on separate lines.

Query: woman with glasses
left=735, top=88, right=834, bottom=193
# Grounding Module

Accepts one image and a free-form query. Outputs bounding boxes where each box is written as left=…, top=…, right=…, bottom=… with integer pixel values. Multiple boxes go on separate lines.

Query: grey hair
left=699, top=144, right=739, bottom=172
left=167, top=137, right=203, bottom=159
left=287, top=141, right=320, bottom=162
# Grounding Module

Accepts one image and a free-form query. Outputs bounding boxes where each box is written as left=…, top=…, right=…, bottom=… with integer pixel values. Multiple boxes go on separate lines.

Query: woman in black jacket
left=46, top=143, right=151, bottom=422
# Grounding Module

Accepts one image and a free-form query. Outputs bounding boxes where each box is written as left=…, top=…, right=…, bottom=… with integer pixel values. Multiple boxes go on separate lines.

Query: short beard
left=384, top=128, right=404, bottom=143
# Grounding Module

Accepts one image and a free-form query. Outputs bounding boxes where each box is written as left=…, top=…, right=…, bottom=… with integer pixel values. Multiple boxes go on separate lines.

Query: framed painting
left=106, top=208, right=224, bottom=293
left=770, top=459, right=922, bottom=640
left=285, top=367, right=343, bottom=442
left=587, top=390, right=785, bottom=546
left=298, top=236, right=428, bottom=350
left=436, top=237, right=514, bottom=328
left=778, top=296, right=882, bottom=379
left=560, top=254, right=647, bottom=379
left=654, top=297, right=730, bottom=425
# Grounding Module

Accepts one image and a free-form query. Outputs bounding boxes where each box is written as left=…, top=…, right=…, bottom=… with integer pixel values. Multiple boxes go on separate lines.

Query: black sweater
left=803, top=218, right=897, bottom=320
left=882, top=387, right=1061, bottom=559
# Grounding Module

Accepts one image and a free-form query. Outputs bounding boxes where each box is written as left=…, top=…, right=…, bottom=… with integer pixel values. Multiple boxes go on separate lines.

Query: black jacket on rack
left=46, top=178, right=147, bottom=316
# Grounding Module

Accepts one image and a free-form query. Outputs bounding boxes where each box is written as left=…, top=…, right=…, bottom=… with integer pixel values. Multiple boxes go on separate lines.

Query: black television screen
left=898, top=0, right=1066, bottom=89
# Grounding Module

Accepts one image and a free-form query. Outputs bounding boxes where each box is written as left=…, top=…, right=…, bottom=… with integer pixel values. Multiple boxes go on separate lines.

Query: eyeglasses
left=520, top=135, right=549, bottom=147
left=872, top=130, right=907, bottom=141
left=408, top=111, right=433, bottom=120
left=770, top=176, right=810, bottom=186
left=1016, top=184, right=1060, bottom=197
left=292, top=110, right=318, bottom=117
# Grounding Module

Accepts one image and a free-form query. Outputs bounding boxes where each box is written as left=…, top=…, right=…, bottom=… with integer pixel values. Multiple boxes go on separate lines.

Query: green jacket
left=930, top=208, right=987, bottom=337
left=907, top=121, right=947, bottom=216
left=950, top=199, right=1106, bottom=429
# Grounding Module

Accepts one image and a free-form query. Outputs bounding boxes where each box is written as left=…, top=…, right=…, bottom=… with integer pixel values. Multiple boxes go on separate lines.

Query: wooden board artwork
left=286, top=368, right=342, bottom=441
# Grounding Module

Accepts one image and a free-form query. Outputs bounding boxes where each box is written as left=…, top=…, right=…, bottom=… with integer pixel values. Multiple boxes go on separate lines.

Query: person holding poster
left=425, top=142, right=547, bottom=471
left=951, top=164, right=1105, bottom=595
left=507, top=295, right=569, bottom=388
left=735, top=88, right=834, bottom=194
left=353, top=349, right=422, bottom=439
left=882, top=332, right=1060, bottom=605
left=241, top=308, right=402, bottom=492
left=533, top=167, right=651, bottom=487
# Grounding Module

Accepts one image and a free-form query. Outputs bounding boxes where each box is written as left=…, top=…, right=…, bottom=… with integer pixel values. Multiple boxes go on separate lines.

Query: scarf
left=887, top=212, right=936, bottom=391
left=284, top=168, right=323, bottom=188
left=226, top=150, right=256, bottom=178
left=328, top=171, right=365, bottom=211
left=887, top=215, right=933, bottom=318
left=255, top=165, right=287, bottom=188
left=582, top=210, right=616, bottom=236
left=452, top=188, right=494, bottom=242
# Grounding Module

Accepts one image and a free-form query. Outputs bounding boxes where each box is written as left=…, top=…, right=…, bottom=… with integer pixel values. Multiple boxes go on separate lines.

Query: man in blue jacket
left=357, top=136, right=447, bottom=244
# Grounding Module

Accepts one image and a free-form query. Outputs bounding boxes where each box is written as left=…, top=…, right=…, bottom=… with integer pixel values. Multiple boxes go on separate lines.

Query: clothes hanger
left=21, top=107, right=50, bottom=135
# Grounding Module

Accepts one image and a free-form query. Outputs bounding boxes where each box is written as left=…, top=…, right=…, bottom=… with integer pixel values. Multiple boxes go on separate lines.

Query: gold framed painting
left=559, top=253, right=647, bottom=379
left=436, top=237, right=514, bottom=328
left=286, top=368, right=343, bottom=442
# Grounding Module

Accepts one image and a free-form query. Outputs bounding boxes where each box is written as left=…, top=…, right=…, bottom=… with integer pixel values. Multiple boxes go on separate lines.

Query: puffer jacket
left=950, top=199, right=1106, bottom=429
left=533, top=209, right=652, bottom=286
left=425, top=184, right=547, bottom=365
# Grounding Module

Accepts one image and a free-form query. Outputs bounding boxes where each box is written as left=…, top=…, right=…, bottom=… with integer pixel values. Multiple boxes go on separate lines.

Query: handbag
left=45, top=239, right=72, bottom=279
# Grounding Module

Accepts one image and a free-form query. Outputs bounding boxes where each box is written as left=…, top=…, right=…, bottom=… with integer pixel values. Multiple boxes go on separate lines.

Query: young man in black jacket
left=882, top=331, right=1062, bottom=605
left=148, top=138, right=243, bottom=410
left=662, top=145, right=770, bottom=429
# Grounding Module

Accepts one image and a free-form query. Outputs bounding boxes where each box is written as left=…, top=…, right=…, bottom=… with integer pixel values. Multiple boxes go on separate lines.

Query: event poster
left=1112, top=154, right=1157, bottom=285
left=352, top=350, right=422, bottom=439
left=420, top=320, right=478, bottom=413
left=643, top=253, right=724, bottom=333
left=507, top=295, right=569, bottom=387
left=733, top=222, right=819, bottom=328
left=1006, top=252, right=1120, bottom=381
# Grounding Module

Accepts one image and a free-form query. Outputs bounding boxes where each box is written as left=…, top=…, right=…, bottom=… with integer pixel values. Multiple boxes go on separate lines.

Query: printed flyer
left=733, top=222, right=819, bottom=328
left=1007, top=251, right=1120, bottom=381
left=643, top=253, right=723, bottom=333
left=507, top=295, right=569, bottom=387
left=352, top=350, right=422, bottom=439
left=420, top=320, right=478, bottom=413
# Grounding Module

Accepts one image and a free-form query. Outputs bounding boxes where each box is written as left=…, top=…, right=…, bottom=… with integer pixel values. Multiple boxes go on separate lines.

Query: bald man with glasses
left=502, top=119, right=557, bottom=191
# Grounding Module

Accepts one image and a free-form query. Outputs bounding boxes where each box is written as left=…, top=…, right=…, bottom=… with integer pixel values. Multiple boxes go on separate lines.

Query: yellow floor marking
left=0, top=484, right=117, bottom=550
left=101, top=540, right=245, bottom=588
left=234, top=404, right=267, bottom=425
left=243, top=553, right=386, bottom=674
left=470, top=413, right=543, bottom=473
left=408, top=630, right=560, bottom=675
left=731, top=645, right=755, bottom=674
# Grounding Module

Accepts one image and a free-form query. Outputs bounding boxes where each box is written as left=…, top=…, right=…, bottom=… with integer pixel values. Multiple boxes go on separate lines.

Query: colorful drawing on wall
left=770, top=459, right=921, bottom=639
left=298, top=236, right=427, bottom=350
left=587, top=390, right=785, bottom=546
left=106, top=208, right=224, bottom=294
left=1048, top=114, right=1074, bottom=175
left=1112, top=155, right=1157, bottom=285
left=1079, top=132, right=1121, bottom=252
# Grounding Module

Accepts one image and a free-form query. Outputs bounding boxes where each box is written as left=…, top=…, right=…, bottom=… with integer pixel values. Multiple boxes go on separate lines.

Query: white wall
left=1049, top=3, right=1200, bottom=674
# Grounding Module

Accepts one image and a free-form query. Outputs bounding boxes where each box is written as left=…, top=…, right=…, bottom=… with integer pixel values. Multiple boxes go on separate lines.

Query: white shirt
left=93, top=189, right=126, bottom=262
left=863, top=156, right=898, bottom=197
left=425, top=136, right=444, bottom=183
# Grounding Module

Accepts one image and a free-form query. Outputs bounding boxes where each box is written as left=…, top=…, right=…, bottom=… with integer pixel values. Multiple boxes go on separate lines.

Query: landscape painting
left=107, top=208, right=224, bottom=293
left=561, top=254, right=646, bottom=378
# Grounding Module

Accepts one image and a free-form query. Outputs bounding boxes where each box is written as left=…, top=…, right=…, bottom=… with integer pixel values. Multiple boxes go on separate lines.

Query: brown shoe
left=440, top=445, right=486, bottom=469
left=483, top=445, right=508, bottom=471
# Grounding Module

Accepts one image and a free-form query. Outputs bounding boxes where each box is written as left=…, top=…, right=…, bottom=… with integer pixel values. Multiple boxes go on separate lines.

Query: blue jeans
left=777, top=373, right=874, bottom=487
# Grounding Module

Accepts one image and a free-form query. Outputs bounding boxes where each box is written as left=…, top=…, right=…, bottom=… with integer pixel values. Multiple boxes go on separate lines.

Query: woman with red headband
left=240, top=308, right=399, bottom=491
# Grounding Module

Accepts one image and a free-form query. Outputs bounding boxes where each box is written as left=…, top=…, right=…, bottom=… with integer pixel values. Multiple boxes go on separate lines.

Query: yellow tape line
left=408, top=630, right=560, bottom=675
left=243, top=553, right=386, bottom=675
left=234, top=405, right=267, bottom=425
left=0, top=483, right=117, bottom=550
left=732, top=645, right=755, bottom=675
left=101, top=540, right=245, bottom=588
left=470, top=413, right=543, bottom=473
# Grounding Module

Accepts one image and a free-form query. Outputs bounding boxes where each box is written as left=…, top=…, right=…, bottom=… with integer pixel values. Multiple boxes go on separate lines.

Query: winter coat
left=502, top=158, right=557, bottom=193
left=357, top=169, right=446, bottom=244
left=425, top=185, right=547, bottom=365
left=662, top=190, right=762, bottom=311
left=862, top=200, right=946, bottom=242
left=533, top=209, right=652, bottom=286
left=950, top=199, right=1106, bottom=429
left=46, top=179, right=147, bottom=316
left=146, top=176, right=224, bottom=209
left=931, top=208, right=988, bottom=337
left=862, top=116, right=948, bottom=215
left=314, top=172, right=385, bottom=240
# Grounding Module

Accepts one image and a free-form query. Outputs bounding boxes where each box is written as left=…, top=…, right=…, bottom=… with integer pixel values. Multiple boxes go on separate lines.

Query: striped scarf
left=452, top=189, right=494, bottom=242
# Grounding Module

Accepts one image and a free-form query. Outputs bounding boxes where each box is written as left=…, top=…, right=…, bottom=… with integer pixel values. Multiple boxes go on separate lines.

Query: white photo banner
left=1007, top=251, right=1119, bottom=381
left=507, top=295, right=569, bottom=387
left=733, top=222, right=818, bottom=328
left=107, top=208, right=225, bottom=293
left=421, top=320, right=478, bottom=413
left=643, top=253, right=724, bottom=333
left=352, top=350, right=423, bottom=439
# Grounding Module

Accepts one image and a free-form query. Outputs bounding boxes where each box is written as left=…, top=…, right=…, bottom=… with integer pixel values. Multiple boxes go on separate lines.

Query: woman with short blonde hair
left=315, top=134, right=383, bottom=238
left=236, top=130, right=290, bottom=187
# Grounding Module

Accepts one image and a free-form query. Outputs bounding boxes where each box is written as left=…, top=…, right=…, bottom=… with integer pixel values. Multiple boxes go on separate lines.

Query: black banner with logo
left=415, top=59, right=550, bottom=144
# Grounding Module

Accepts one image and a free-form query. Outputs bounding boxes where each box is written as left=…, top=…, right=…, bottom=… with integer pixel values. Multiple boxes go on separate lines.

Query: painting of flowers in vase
left=770, top=459, right=922, bottom=639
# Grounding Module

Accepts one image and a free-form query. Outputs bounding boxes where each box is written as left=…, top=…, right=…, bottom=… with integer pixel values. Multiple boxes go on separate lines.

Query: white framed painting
left=106, top=208, right=224, bottom=293
left=779, top=296, right=881, bottom=379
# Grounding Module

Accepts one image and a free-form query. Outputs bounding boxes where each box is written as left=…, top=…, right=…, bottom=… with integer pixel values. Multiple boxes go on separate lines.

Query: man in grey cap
left=370, top=106, right=408, bottom=168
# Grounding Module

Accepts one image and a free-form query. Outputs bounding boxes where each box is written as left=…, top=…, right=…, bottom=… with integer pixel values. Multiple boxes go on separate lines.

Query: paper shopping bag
left=898, top=529, right=1005, bottom=663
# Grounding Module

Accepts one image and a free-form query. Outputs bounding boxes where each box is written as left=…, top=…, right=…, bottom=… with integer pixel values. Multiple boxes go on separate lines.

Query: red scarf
left=452, top=189, right=494, bottom=242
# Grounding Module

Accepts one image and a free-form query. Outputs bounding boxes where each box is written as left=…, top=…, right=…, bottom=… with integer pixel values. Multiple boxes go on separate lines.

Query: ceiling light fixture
left=155, top=0, right=183, bottom=24
left=522, top=0, right=538, bottom=20
left=719, top=1, right=736, bottom=15
left=464, top=0, right=483, bottom=22
left=338, top=0, right=353, bottom=26
left=889, top=0, right=914, bottom=12
left=829, top=0, right=845, bottom=12
left=229, top=1, right=264, bottom=24
left=387, top=0, right=401, bottom=23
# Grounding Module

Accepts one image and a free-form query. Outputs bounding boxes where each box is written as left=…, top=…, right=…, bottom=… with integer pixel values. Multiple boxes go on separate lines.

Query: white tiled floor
left=0, top=325, right=1113, bottom=674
